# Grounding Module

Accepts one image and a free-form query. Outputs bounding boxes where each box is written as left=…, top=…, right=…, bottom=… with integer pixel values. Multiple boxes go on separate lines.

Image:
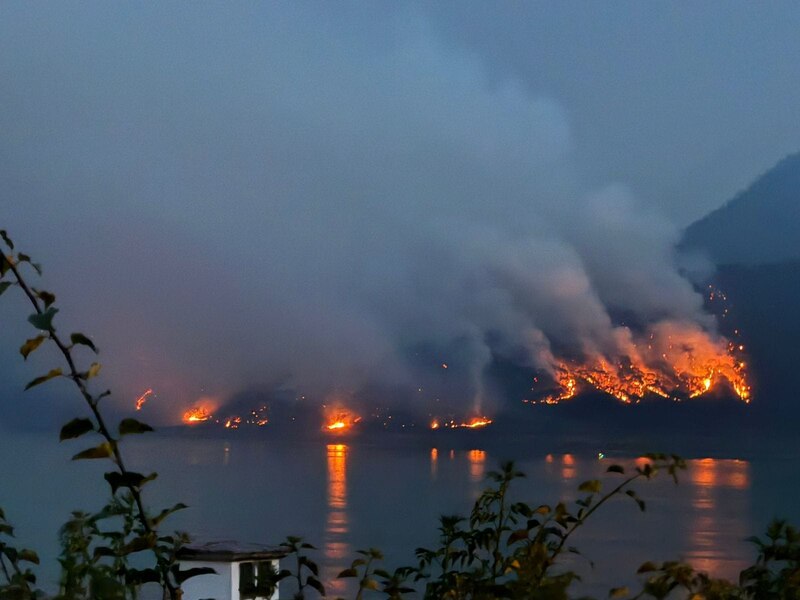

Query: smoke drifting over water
left=0, top=4, right=742, bottom=426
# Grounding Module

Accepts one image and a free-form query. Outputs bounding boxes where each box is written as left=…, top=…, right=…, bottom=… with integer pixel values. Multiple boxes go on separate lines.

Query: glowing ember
left=134, top=388, right=153, bottom=411
left=534, top=320, right=751, bottom=405
left=430, top=419, right=440, bottom=430
left=183, top=407, right=212, bottom=424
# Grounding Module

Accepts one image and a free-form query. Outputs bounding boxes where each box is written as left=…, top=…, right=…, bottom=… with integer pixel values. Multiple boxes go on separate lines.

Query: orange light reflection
left=324, top=444, right=350, bottom=594
left=561, top=453, right=576, bottom=480
left=685, top=457, right=751, bottom=578
left=468, top=449, right=486, bottom=482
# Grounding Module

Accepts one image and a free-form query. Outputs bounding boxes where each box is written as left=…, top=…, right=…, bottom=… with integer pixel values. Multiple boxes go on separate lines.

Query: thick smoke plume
left=0, top=4, right=736, bottom=426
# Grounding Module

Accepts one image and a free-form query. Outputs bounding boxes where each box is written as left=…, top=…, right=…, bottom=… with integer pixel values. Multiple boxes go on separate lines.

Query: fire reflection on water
left=321, top=449, right=751, bottom=593
left=468, top=449, right=486, bottom=482
left=685, top=458, right=750, bottom=577
left=537, top=452, right=752, bottom=582
left=324, top=444, right=350, bottom=595
left=561, top=453, right=576, bottom=480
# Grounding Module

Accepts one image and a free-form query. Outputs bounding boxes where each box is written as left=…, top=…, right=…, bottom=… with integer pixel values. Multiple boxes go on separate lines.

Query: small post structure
left=176, top=541, right=287, bottom=600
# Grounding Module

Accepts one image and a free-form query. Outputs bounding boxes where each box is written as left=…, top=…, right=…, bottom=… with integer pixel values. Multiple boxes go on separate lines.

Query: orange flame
left=430, top=416, right=493, bottom=429
left=135, top=388, right=153, bottom=411
left=183, top=407, right=212, bottom=424
left=536, top=320, right=751, bottom=405
left=463, top=417, right=492, bottom=428
left=324, top=411, right=360, bottom=434
left=224, top=416, right=242, bottom=429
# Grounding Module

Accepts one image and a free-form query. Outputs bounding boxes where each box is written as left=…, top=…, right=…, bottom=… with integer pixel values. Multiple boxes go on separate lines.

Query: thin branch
left=6, top=256, right=179, bottom=599
left=0, top=554, right=12, bottom=584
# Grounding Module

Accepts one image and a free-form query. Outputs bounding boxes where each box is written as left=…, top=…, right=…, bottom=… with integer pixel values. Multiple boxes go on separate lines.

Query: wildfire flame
left=183, top=407, right=212, bottom=424
left=324, top=411, right=361, bottom=433
left=134, top=388, right=153, bottom=411
left=430, top=416, right=493, bottom=430
left=536, top=320, right=751, bottom=405
left=463, top=417, right=492, bottom=428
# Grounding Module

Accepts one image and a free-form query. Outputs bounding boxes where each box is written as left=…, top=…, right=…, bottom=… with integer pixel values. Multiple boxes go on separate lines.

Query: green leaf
left=72, top=442, right=113, bottom=461
left=104, top=471, right=156, bottom=493
left=35, top=290, right=55, bottom=309
left=18, top=549, right=39, bottom=565
left=637, top=561, right=658, bottom=573
left=92, top=546, right=117, bottom=559
left=28, top=307, right=58, bottom=331
left=70, top=332, right=98, bottom=353
left=15, top=253, right=41, bottom=275
left=85, top=362, right=101, bottom=379
left=338, top=568, right=358, bottom=578
left=2, top=547, right=18, bottom=562
left=578, top=479, right=602, bottom=494
left=121, top=534, right=156, bottom=555
left=0, top=230, right=14, bottom=250
left=149, top=503, right=188, bottom=527
left=301, top=557, right=320, bottom=577
left=125, top=568, right=161, bottom=585
left=0, top=255, right=10, bottom=276
left=59, top=418, right=95, bottom=441
left=609, top=586, right=630, bottom=598
left=118, top=418, right=154, bottom=436
left=507, top=529, right=529, bottom=546
left=306, top=576, right=325, bottom=596
left=24, top=368, right=62, bottom=390
left=172, top=566, right=216, bottom=585
left=0, top=281, right=13, bottom=296
left=19, top=335, right=46, bottom=360
left=362, top=578, right=380, bottom=591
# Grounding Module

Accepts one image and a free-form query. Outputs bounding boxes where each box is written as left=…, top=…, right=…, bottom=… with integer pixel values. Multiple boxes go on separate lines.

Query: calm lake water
left=3, top=427, right=800, bottom=597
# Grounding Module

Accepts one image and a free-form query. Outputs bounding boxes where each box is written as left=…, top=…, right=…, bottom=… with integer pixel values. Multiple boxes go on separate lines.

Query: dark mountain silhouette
left=711, top=262, right=800, bottom=420
left=680, top=150, right=800, bottom=422
left=682, top=151, right=800, bottom=265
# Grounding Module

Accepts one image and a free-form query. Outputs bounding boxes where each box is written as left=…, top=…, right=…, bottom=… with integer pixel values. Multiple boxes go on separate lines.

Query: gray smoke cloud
left=0, top=3, right=724, bottom=425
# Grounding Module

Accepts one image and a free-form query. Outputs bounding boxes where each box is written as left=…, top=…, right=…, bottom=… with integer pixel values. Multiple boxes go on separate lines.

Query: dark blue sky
left=1, top=2, right=796, bottom=425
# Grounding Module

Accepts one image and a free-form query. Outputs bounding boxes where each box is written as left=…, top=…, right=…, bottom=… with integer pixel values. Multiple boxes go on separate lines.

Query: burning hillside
left=531, top=320, right=750, bottom=405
